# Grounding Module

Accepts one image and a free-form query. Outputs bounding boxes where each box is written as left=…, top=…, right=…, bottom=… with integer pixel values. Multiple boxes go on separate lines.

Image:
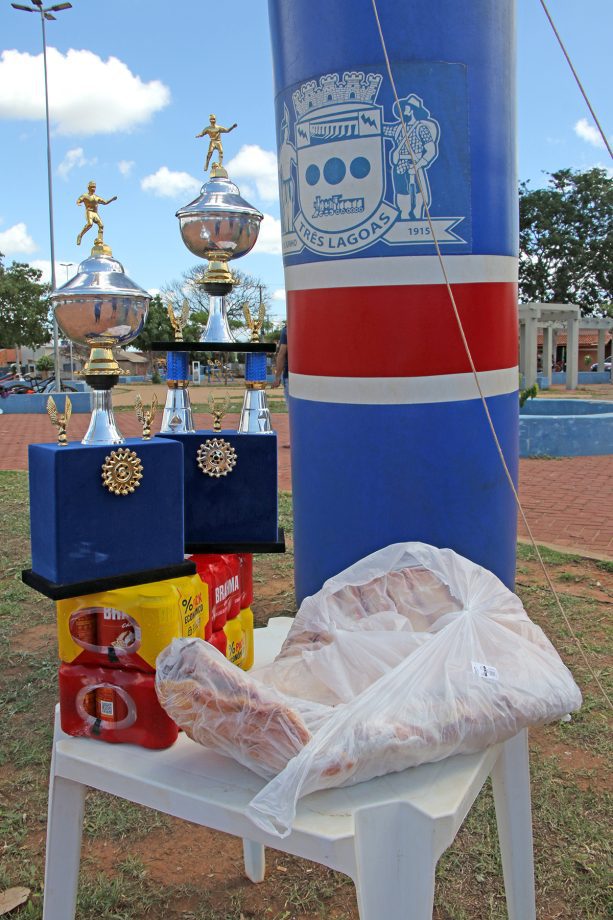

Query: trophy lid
left=176, top=173, right=263, bottom=221
left=54, top=251, right=150, bottom=301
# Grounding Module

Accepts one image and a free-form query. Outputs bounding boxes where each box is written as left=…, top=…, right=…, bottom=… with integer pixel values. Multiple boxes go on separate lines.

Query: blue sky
left=0, top=0, right=610, bottom=322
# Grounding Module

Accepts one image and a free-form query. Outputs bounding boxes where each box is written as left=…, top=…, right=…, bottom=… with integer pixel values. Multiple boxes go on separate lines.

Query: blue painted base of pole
left=290, top=392, right=519, bottom=602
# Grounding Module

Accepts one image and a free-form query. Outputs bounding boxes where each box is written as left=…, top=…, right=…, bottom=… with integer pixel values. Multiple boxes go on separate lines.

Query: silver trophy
left=52, top=187, right=150, bottom=444
left=238, top=301, right=273, bottom=433
left=176, top=129, right=263, bottom=343
left=160, top=300, right=195, bottom=434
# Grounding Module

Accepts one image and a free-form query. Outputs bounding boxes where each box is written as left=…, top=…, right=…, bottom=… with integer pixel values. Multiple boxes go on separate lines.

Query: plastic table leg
left=491, top=729, right=536, bottom=920
left=353, top=800, right=437, bottom=919
left=242, top=838, right=266, bottom=883
left=42, top=763, right=86, bottom=920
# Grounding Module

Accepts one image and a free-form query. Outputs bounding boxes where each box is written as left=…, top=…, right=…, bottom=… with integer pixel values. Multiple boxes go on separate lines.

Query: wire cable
left=538, top=0, right=612, bottom=160
left=370, top=0, right=612, bottom=709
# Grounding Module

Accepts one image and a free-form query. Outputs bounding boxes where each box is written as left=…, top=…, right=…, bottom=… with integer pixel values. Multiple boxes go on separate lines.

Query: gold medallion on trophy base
left=101, top=448, right=144, bottom=495
left=196, top=438, right=237, bottom=478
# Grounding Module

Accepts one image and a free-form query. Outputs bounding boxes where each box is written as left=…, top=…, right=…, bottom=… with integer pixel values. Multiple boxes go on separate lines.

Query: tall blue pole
left=269, top=0, right=518, bottom=601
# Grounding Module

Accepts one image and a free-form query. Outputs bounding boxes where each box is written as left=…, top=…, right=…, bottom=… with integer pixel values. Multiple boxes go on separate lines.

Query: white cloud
left=256, top=213, right=282, bottom=255
left=141, top=166, right=200, bottom=199
left=225, top=145, right=279, bottom=203
left=118, top=160, right=135, bottom=177
left=574, top=118, right=607, bottom=150
left=272, top=288, right=286, bottom=301
left=28, top=260, right=52, bottom=283
left=57, top=146, right=96, bottom=179
left=0, top=222, right=37, bottom=254
left=147, top=288, right=161, bottom=298
left=0, top=48, right=170, bottom=135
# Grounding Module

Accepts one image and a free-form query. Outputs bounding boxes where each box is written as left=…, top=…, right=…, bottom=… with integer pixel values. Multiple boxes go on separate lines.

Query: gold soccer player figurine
left=76, top=180, right=117, bottom=247
left=135, top=393, right=159, bottom=440
left=195, top=114, right=237, bottom=172
left=243, top=301, right=266, bottom=344
left=167, top=299, right=191, bottom=342
left=47, top=395, right=72, bottom=446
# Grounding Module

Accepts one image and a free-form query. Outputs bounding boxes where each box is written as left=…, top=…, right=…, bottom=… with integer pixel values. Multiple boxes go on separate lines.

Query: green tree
left=519, top=168, right=613, bottom=314
left=131, top=294, right=201, bottom=374
left=36, top=354, right=54, bottom=374
left=161, top=267, right=275, bottom=340
left=0, top=254, right=51, bottom=353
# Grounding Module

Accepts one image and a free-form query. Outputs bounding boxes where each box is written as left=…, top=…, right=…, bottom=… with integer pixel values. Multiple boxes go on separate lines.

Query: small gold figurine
left=195, top=114, right=237, bottom=172
left=167, top=299, right=191, bottom=342
left=134, top=393, right=159, bottom=440
left=76, top=180, right=117, bottom=248
left=208, top=394, right=230, bottom=432
left=46, top=395, right=72, bottom=446
left=243, top=301, right=267, bottom=343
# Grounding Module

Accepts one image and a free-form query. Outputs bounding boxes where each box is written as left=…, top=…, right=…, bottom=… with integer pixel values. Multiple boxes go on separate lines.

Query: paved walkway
left=1, top=412, right=611, bottom=560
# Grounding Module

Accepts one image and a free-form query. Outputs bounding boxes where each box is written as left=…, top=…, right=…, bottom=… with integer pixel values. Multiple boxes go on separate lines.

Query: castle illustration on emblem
left=279, top=70, right=465, bottom=256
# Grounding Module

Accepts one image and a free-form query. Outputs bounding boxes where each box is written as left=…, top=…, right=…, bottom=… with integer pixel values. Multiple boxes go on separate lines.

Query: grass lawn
left=0, top=471, right=611, bottom=918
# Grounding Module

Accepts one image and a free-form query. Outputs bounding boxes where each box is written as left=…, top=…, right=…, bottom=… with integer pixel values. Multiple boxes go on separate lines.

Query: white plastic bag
left=156, top=542, right=582, bottom=837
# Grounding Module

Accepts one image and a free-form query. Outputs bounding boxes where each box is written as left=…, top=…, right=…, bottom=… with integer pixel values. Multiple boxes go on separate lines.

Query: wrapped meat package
left=156, top=542, right=582, bottom=837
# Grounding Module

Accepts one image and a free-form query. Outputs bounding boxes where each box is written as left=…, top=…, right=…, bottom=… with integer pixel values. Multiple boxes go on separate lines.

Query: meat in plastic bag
left=156, top=542, right=582, bottom=837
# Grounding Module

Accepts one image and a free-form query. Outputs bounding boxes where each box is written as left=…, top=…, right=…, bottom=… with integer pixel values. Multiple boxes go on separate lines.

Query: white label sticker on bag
left=472, top=661, right=499, bottom=681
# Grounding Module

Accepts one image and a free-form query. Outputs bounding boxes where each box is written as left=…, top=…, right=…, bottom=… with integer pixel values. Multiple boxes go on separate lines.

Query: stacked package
left=190, top=553, right=254, bottom=670
left=57, top=575, right=208, bottom=748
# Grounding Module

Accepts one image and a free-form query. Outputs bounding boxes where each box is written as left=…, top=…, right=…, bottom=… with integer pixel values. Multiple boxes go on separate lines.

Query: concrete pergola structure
left=519, top=302, right=613, bottom=389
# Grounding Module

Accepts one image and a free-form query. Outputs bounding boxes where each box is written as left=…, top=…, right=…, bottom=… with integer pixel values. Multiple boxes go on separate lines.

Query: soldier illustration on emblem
left=383, top=94, right=439, bottom=221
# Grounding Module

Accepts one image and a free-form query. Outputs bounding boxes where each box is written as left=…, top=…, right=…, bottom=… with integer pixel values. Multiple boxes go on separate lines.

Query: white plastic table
left=43, top=616, right=536, bottom=919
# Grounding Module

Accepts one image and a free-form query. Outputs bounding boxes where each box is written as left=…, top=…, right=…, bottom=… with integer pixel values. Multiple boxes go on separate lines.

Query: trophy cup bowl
left=53, top=252, right=149, bottom=350
left=176, top=175, right=263, bottom=265
left=52, top=251, right=150, bottom=444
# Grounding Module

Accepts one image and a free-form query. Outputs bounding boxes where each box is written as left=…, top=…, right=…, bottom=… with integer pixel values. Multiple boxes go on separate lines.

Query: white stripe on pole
left=285, top=255, right=518, bottom=291
left=289, top=366, right=519, bottom=404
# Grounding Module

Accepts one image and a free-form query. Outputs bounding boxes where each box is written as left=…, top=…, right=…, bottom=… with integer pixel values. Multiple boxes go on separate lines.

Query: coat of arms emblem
left=279, top=69, right=467, bottom=257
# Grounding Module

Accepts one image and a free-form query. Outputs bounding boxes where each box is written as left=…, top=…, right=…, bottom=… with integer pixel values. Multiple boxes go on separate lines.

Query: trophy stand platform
left=185, top=528, right=286, bottom=556
left=151, top=342, right=276, bottom=353
left=21, top=559, right=197, bottom=602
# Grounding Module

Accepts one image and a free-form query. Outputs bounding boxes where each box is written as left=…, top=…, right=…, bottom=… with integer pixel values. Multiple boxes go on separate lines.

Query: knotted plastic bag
left=156, top=543, right=582, bottom=837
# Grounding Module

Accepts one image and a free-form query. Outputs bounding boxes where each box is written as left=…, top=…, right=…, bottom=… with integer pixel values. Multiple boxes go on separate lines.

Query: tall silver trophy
left=160, top=300, right=195, bottom=434
left=52, top=183, right=150, bottom=444
left=238, top=301, right=273, bottom=433
left=176, top=115, right=263, bottom=343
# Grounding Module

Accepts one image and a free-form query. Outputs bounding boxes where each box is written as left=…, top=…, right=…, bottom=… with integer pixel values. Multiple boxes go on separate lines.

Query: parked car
left=591, top=360, right=612, bottom=372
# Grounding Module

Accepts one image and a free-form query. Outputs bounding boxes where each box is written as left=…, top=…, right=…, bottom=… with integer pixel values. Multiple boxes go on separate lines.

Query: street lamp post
left=11, top=0, right=73, bottom=394
left=59, top=261, right=74, bottom=378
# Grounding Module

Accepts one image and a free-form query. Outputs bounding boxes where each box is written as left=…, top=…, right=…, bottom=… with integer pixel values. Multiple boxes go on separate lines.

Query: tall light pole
left=60, top=260, right=74, bottom=377
left=11, top=0, right=73, bottom=393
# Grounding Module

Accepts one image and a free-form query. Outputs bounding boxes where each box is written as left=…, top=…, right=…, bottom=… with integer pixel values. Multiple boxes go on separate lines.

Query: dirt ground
left=2, top=512, right=610, bottom=919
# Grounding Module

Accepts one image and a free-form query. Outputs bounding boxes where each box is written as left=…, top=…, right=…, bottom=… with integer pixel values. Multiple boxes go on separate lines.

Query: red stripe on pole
left=288, top=282, right=518, bottom=378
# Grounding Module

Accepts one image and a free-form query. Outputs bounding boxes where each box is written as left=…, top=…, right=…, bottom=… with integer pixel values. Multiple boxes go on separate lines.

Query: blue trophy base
left=28, top=439, right=185, bottom=585
left=157, top=431, right=279, bottom=545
